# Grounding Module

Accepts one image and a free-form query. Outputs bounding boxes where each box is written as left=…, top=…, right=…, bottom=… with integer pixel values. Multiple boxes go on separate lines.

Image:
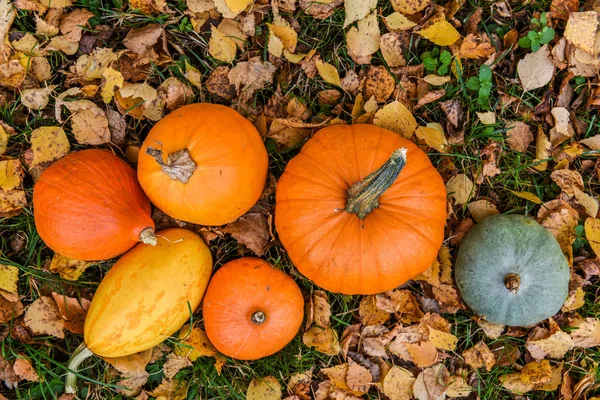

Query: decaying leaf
left=518, top=45, right=555, bottom=91
left=463, top=341, right=496, bottom=371
left=51, top=292, right=90, bottom=334
left=363, top=66, right=395, bottom=103
left=0, top=295, right=24, bottom=323
left=48, top=253, right=93, bottom=281
left=163, top=353, right=192, bottom=379
left=359, top=295, right=390, bottom=325
left=446, top=174, right=474, bottom=205
left=224, top=212, right=269, bottom=256
left=375, top=290, right=424, bottom=324
left=526, top=320, right=575, bottom=360
left=343, top=0, right=376, bottom=28
left=373, top=100, right=418, bottom=138
left=303, top=326, right=341, bottom=355
left=541, top=203, right=578, bottom=265
left=570, top=317, right=600, bottom=348
left=23, top=296, right=65, bottom=339
left=13, top=357, right=39, bottom=382
left=209, top=26, right=237, bottom=63
left=391, top=0, right=431, bottom=15
left=20, top=86, right=56, bottom=110
left=346, top=12, right=380, bottom=64
left=382, top=366, right=415, bottom=400
left=228, top=57, right=277, bottom=101
left=246, top=376, right=282, bottom=400
left=506, top=121, right=533, bottom=153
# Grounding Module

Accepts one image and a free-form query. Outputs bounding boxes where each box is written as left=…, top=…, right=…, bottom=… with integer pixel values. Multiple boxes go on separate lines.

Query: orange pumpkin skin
left=137, top=103, right=268, bottom=226
left=33, top=149, right=155, bottom=261
left=203, top=258, right=304, bottom=360
left=275, top=124, right=447, bottom=295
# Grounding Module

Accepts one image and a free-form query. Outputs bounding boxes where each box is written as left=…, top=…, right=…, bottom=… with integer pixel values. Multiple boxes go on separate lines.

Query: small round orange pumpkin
left=137, top=103, right=268, bottom=226
left=203, top=257, right=304, bottom=360
left=33, top=149, right=155, bottom=261
left=275, top=124, right=447, bottom=295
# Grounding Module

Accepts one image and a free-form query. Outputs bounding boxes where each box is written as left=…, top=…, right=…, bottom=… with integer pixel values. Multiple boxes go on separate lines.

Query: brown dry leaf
left=551, top=169, right=583, bottom=196
left=13, top=357, right=39, bottom=382
left=445, top=373, right=472, bottom=398
left=476, top=111, right=496, bottom=125
left=562, top=286, right=585, bottom=312
left=463, top=341, right=496, bottom=371
left=518, top=45, right=555, bottom=91
left=310, top=290, right=332, bottom=328
left=536, top=362, right=564, bottom=391
left=51, top=292, right=90, bottom=334
left=247, top=376, right=282, bottom=400
left=432, top=284, right=463, bottom=314
left=500, top=372, right=535, bottom=394
left=343, top=0, right=377, bottom=28
left=147, top=378, right=188, bottom=400
left=379, top=33, right=408, bottom=67
left=209, top=26, right=237, bottom=63
left=184, top=61, right=202, bottom=89
left=224, top=212, right=269, bottom=256
left=174, top=325, right=218, bottom=361
left=20, top=86, right=56, bottom=111
left=48, top=253, right=93, bottom=281
left=129, top=0, right=170, bottom=14
left=467, top=199, right=499, bottom=222
left=35, top=14, right=59, bottom=37
left=415, top=125, right=447, bottom=152
left=69, top=104, right=111, bottom=145
left=267, top=118, right=326, bottom=152
left=346, top=12, right=380, bottom=64
left=526, top=320, right=575, bottom=360
left=375, top=290, right=423, bottom=324
left=299, top=0, right=343, bottom=20
left=382, top=366, right=415, bottom=400
left=573, top=188, right=598, bottom=218
left=391, top=0, right=430, bottom=15
left=303, top=326, right=341, bottom=355
left=0, top=296, right=24, bottom=323
left=384, top=12, right=417, bottom=30
left=116, top=83, right=163, bottom=121
left=0, top=355, right=19, bottom=389
left=541, top=205, right=578, bottom=265
left=228, top=57, right=277, bottom=101
left=459, top=33, right=495, bottom=59
left=423, top=75, right=451, bottom=86
left=0, top=125, right=8, bottom=155
left=103, top=349, right=152, bottom=376
left=315, top=60, right=342, bottom=87
left=359, top=296, right=390, bottom=325
left=580, top=135, right=600, bottom=150
left=413, top=364, right=448, bottom=400
left=564, top=12, right=599, bottom=56
left=521, top=359, right=552, bottom=385
left=414, top=90, right=446, bottom=110
left=0, top=264, right=19, bottom=294
left=75, top=47, right=119, bottom=80
left=446, top=174, right=474, bottom=205
left=0, top=0, right=17, bottom=63
left=570, top=317, right=600, bottom=348
left=23, top=296, right=65, bottom=338
left=205, top=66, right=235, bottom=100
left=406, top=341, right=438, bottom=368
left=373, top=100, right=418, bottom=138
left=363, top=66, right=395, bottom=103
left=551, top=0, right=579, bottom=20
left=163, top=353, right=192, bottom=379
left=123, top=24, right=163, bottom=55
left=157, top=77, right=193, bottom=111
left=346, top=359, right=372, bottom=395
left=0, top=60, right=26, bottom=89
left=416, top=21, right=461, bottom=46
left=506, top=121, right=533, bottom=153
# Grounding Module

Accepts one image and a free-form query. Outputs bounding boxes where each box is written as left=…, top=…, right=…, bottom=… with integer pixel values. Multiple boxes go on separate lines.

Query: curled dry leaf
left=518, top=45, right=555, bottom=91
left=463, top=341, right=496, bottom=371
left=23, top=296, right=65, bottom=338
left=526, top=319, right=574, bottom=360
left=500, top=372, right=535, bottom=394
left=228, top=57, right=277, bottom=101
left=346, top=12, right=380, bottom=65
left=550, top=107, right=575, bottom=146
left=459, top=33, right=495, bottom=59
left=299, top=0, right=343, bottom=20
left=346, top=359, right=372, bottom=395
left=310, top=290, right=332, bottom=328
left=373, top=100, right=418, bottom=138
left=123, top=23, right=163, bottom=55
left=246, top=376, right=282, bottom=400
left=550, top=169, right=583, bottom=196
left=375, top=290, right=424, bottom=324
left=0, top=0, right=16, bottom=63
left=13, top=357, right=39, bottom=382
left=569, top=317, right=600, bottom=348
left=413, top=364, right=448, bottom=400
left=157, top=77, right=194, bottom=111
left=51, top=292, right=90, bottom=334
left=48, top=253, right=93, bottom=281
left=446, top=174, right=474, bottom=205
left=224, top=212, right=269, bottom=256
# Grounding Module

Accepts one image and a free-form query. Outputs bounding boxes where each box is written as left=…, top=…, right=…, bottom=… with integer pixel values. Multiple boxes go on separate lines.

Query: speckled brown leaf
left=521, top=359, right=553, bottom=385
left=162, top=353, right=192, bottom=379
left=358, top=296, right=390, bottom=325
left=506, top=121, right=533, bottom=153
left=13, top=357, right=39, bottom=382
left=228, top=57, right=277, bottom=101
left=541, top=205, right=578, bottom=265
left=0, top=0, right=17, bottom=63
left=570, top=317, right=600, bottom=348
left=51, top=292, right=90, bottom=334
left=379, top=32, right=407, bottom=68
left=20, top=86, right=56, bottom=111
left=123, top=24, right=163, bottom=55
left=299, top=0, right=343, bottom=20
left=391, top=0, right=430, bottom=15
left=48, top=253, right=93, bottom=281
left=463, top=341, right=495, bottom=371
left=23, top=296, right=65, bottom=338
left=0, top=295, right=24, bottom=323
left=246, top=376, right=282, bottom=400
left=459, top=33, right=494, bottom=59
left=375, top=289, right=423, bottom=324
left=413, top=364, right=448, bottom=400
left=500, top=372, right=534, bottom=394
left=0, top=356, right=19, bottom=389
left=363, top=66, right=395, bottom=103
left=303, top=326, right=341, bottom=355
left=382, top=366, right=415, bottom=400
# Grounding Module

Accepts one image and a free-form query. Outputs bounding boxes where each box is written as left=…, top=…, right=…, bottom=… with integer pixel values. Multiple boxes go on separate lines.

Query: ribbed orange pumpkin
left=203, top=258, right=304, bottom=360
left=275, top=124, right=447, bottom=295
left=137, top=103, right=268, bottom=226
left=33, top=149, right=155, bottom=261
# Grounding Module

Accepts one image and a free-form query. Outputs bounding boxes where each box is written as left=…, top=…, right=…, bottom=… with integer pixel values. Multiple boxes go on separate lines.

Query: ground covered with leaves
left=1, top=0, right=600, bottom=398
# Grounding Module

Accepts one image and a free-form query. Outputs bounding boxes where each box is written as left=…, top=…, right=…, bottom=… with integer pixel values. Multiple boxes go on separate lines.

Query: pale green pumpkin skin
left=455, top=214, right=570, bottom=327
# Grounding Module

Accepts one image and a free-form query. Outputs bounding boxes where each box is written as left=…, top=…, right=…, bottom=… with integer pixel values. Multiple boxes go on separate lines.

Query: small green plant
left=466, top=65, right=493, bottom=108
left=518, top=12, right=555, bottom=52
left=421, top=48, right=452, bottom=76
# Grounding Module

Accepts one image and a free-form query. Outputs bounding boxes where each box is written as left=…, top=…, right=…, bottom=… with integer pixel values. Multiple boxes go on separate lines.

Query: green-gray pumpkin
left=455, top=214, right=570, bottom=327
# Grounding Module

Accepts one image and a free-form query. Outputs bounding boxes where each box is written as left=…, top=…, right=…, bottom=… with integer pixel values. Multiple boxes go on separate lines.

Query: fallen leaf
left=174, top=325, right=218, bottom=361
left=363, top=65, right=395, bottom=103
left=445, top=373, right=472, bottom=398
left=247, top=376, right=282, bottom=400
left=384, top=12, right=417, bottom=30
left=415, top=89, right=446, bottom=109
left=562, top=286, right=585, bottom=312
left=378, top=33, right=407, bottom=67
left=299, top=0, right=343, bottom=20
left=501, top=372, right=535, bottom=394
left=23, top=296, right=65, bottom=338
left=147, top=378, right=188, bottom=400
left=48, top=253, right=93, bottom=281
left=344, top=0, right=377, bottom=28
left=310, top=290, right=332, bottom=328
left=228, top=57, right=277, bottom=101
left=518, top=45, right=555, bottom=91
left=157, top=77, right=193, bottom=111
left=373, top=100, right=418, bottom=138
left=467, top=199, right=499, bottom=222
left=406, top=341, right=438, bottom=368
left=427, top=326, right=457, bottom=351
left=51, top=292, right=90, bottom=334
left=423, top=74, right=451, bottom=86
left=463, top=341, right=496, bottom=371
left=0, top=295, right=24, bottom=323
left=391, top=0, right=431, bottom=15
left=550, top=107, right=575, bottom=146
left=224, top=212, right=269, bottom=256
left=570, top=317, right=600, bottom=348
left=163, top=353, right=192, bottom=379
left=551, top=169, right=583, bottom=196
left=0, top=355, right=19, bottom=389
left=580, top=135, right=600, bottom=150
left=432, top=284, right=463, bottom=313
left=123, top=24, right=163, bottom=55
left=20, top=86, right=56, bottom=111
left=0, top=264, right=19, bottom=294
left=508, top=190, right=542, bottom=204
left=550, top=0, right=579, bottom=20
left=218, top=19, right=248, bottom=50
left=267, top=118, right=325, bottom=152
left=303, top=326, right=341, bottom=355
left=459, top=33, right=495, bottom=59
left=209, top=26, right=237, bottom=63
left=382, top=366, right=415, bottom=400
left=477, top=111, right=496, bottom=125
left=446, top=174, right=474, bottom=205
left=526, top=321, right=575, bottom=360
left=542, top=205, right=578, bottom=265
left=416, top=20, right=461, bottom=46
left=506, top=121, right=533, bottom=153
left=564, top=12, right=599, bottom=56
left=536, top=363, right=564, bottom=391
left=13, top=357, right=39, bottom=382
left=413, top=364, right=448, bottom=400
left=346, top=359, right=372, bottom=395
left=69, top=104, right=111, bottom=145
left=0, top=0, right=17, bottom=63
left=103, top=349, right=152, bottom=376
left=375, top=290, right=423, bottom=323
left=415, top=125, right=447, bottom=152
left=359, top=295, right=390, bottom=325
left=315, top=60, right=342, bottom=87
left=346, top=12, right=380, bottom=64
left=101, top=68, right=124, bottom=104
left=521, top=359, right=552, bottom=385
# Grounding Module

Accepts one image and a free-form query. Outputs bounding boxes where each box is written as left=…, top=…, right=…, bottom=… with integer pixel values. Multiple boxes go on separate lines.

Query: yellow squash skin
left=83, top=228, right=212, bottom=358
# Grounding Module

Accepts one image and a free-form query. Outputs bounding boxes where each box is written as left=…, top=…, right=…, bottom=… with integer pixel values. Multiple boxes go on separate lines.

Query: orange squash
left=203, top=257, right=304, bottom=360
left=65, top=228, right=213, bottom=393
left=275, top=124, right=447, bottom=295
left=137, top=103, right=268, bottom=226
left=33, top=149, right=155, bottom=261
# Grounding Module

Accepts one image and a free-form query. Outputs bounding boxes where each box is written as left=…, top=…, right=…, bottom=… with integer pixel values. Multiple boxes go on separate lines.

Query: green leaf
left=431, top=47, right=440, bottom=57
left=540, top=12, right=547, bottom=25
left=437, top=65, right=448, bottom=75
left=466, top=77, right=480, bottom=91
left=527, top=30, right=538, bottom=40
left=439, top=50, right=452, bottom=66
left=539, top=27, right=555, bottom=44
left=420, top=51, right=431, bottom=61
left=518, top=35, right=532, bottom=48
left=479, top=65, right=492, bottom=82
left=531, top=40, right=541, bottom=52
left=531, top=17, right=540, bottom=27
left=423, top=57, right=437, bottom=71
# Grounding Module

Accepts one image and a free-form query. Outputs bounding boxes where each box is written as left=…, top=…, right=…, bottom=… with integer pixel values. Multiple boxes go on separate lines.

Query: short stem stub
left=65, top=343, right=94, bottom=394
left=146, top=147, right=197, bottom=184
left=346, top=148, right=408, bottom=219
left=504, top=273, right=521, bottom=294
left=251, top=311, right=266, bottom=325
left=139, top=227, right=157, bottom=246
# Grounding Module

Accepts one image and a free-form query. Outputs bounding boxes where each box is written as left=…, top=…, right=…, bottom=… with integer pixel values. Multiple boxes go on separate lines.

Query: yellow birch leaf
left=29, top=126, right=70, bottom=167
left=508, top=190, right=542, bottom=204
left=416, top=20, right=461, bottom=46
left=415, top=125, right=447, bottom=151
left=315, top=60, right=341, bottom=87
left=209, top=26, right=237, bottom=63
left=0, top=159, right=24, bottom=191
left=427, top=326, right=458, bottom=351
left=101, top=67, right=124, bottom=103
left=246, top=376, right=282, bottom=400
left=0, top=264, right=19, bottom=294
left=384, top=12, right=417, bottom=30
left=585, top=217, right=600, bottom=257
left=373, top=100, right=418, bottom=138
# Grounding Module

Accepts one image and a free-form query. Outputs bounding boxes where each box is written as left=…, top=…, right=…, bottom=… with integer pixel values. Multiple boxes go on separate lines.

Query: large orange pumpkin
left=33, top=149, right=155, bottom=261
left=137, top=103, right=268, bottom=226
left=275, top=124, right=447, bottom=295
left=203, top=257, right=304, bottom=360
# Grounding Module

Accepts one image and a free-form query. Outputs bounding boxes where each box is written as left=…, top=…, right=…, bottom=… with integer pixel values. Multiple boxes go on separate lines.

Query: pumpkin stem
left=251, top=310, right=266, bottom=325
left=346, top=148, right=408, bottom=219
left=146, top=147, right=197, bottom=184
left=65, top=343, right=94, bottom=394
left=139, top=227, right=157, bottom=246
left=504, top=273, right=521, bottom=294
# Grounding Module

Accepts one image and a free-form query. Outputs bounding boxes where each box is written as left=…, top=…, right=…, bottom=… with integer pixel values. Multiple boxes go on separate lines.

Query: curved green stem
left=65, top=343, right=94, bottom=394
left=346, top=148, right=408, bottom=219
